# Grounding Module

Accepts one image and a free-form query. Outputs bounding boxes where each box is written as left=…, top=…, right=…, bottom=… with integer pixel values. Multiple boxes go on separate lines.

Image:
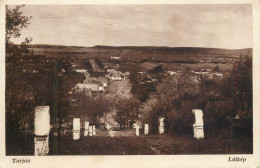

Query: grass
left=6, top=132, right=252, bottom=155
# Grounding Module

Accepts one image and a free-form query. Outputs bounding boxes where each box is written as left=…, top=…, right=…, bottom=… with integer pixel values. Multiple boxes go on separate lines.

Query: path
left=109, top=130, right=116, bottom=137
left=107, top=79, right=132, bottom=100
left=102, top=79, right=132, bottom=128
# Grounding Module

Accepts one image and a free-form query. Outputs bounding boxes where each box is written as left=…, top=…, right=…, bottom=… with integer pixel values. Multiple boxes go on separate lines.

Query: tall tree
left=6, top=5, right=34, bottom=134
left=114, top=98, right=140, bottom=129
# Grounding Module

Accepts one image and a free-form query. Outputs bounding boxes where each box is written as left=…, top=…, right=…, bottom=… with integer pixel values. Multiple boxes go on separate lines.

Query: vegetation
left=114, top=98, right=140, bottom=129
left=141, top=54, right=253, bottom=137
left=70, top=90, right=111, bottom=126
left=6, top=5, right=83, bottom=138
left=5, top=5, right=253, bottom=156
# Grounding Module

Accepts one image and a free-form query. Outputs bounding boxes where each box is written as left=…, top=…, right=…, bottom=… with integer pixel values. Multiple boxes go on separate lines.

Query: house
left=107, top=69, right=116, bottom=74
left=213, top=72, right=224, bottom=77
left=99, top=86, right=105, bottom=92
left=83, top=77, right=96, bottom=84
left=111, top=56, right=121, bottom=60
left=194, top=71, right=208, bottom=76
left=75, top=83, right=99, bottom=92
left=122, top=71, right=130, bottom=79
left=111, top=71, right=123, bottom=81
left=96, top=77, right=108, bottom=87
left=85, top=72, right=91, bottom=78
left=107, top=69, right=123, bottom=80
left=84, top=88, right=92, bottom=97
left=83, top=77, right=108, bottom=88
left=167, top=71, right=178, bottom=76
left=74, top=69, right=87, bottom=74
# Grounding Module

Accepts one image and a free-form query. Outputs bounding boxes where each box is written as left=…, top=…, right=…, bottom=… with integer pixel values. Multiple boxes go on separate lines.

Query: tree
left=213, top=66, right=220, bottom=72
left=114, top=98, right=140, bottom=129
left=224, top=55, right=253, bottom=136
left=6, top=5, right=34, bottom=135
left=87, top=95, right=112, bottom=125
left=232, top=55, right=252, bottom=116
left=69, top=90, right=111, bottom=126
left=6, top=6, right=82, bottom=138
left=6, top=5, right=32, bottom=43
left=150, top=65, right=163, bottom=74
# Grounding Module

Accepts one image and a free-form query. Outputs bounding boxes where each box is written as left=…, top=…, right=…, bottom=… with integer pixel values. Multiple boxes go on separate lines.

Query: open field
left=29, top=44, right=251, bottom=73
left=135, top=62, right=233, bottom=72
left=30, top=45, right=252, bottom=63
left=6, top=132, right=252, bottom=155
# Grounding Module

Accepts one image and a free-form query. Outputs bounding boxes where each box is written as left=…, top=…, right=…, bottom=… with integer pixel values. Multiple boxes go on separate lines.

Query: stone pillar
left=34, top=136, right=49, bottom=156
left=73, top=118, right=80, bottom=140
left=144, top=124, right=149, bottom=135
left=93, top=125, right=96, bottom=136
left=84, top=122, right=89, bottom=136
left=136, top=125, right=139, bottom=136
left=159, top=117, right=164, bottom=134
left=89, top=126, right=93, bottom=136
left=192, top=109, right=204, bottom=139
left=106, top=124, right=110, bottom=131
left=34, top=106, right=50, bottom=156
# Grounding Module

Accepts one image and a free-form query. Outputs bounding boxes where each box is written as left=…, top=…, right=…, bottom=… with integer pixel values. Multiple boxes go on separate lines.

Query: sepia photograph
left=1, top=1, right=260, bottom=167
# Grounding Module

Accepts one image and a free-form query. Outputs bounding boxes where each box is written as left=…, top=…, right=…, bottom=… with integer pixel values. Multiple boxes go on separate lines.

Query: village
left=5, top=5, right=253, bottom=158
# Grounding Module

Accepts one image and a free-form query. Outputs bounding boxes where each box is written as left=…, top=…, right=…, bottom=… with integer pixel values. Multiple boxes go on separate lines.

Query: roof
left=123, top=72, right=130, bottom=76
left=83, top=77, right=96, bottom=84
left=96, top=77, right=108, bottom=84
left=83, top=88, right=92, bottom=97
left=73, top=65, right=87, bottom=69
left=85, top=72, right=91, bottom=77
left=76, top=83, right=99, bottom=92
left=83, top=77, right=108, bottom=85
left=110, top=70, right=122, bottom=77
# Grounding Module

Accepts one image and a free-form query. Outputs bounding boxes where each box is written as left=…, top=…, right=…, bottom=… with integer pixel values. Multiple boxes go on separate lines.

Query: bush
left=167, top=101, right=194, bottom=135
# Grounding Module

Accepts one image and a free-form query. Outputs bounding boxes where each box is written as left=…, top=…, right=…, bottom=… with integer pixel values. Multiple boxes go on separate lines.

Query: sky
left=10, top=4, right=252, bottom=49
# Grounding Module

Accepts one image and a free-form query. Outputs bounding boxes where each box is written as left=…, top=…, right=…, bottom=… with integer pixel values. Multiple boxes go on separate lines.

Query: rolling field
left=29, top=44, right=250, bottom=73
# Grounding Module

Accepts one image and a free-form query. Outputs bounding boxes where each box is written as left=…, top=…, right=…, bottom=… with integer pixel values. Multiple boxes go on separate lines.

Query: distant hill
left=93, top=45, right=252, bottom=55
left=30, top=44, right=252, bottom=54
left=29, top=44, right=252, bottom=61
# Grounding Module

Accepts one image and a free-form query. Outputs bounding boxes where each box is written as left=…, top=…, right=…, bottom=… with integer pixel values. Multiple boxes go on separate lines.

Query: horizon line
left=23, top=43, right=253, bottom=50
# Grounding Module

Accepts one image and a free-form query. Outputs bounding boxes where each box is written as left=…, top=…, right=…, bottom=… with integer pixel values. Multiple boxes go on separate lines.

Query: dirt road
left=107, top=79, right=132, bottom=100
